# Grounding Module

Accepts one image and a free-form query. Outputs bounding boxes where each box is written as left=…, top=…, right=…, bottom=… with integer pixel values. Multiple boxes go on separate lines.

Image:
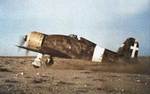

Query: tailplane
left=117, top=37, right=139, bottom=59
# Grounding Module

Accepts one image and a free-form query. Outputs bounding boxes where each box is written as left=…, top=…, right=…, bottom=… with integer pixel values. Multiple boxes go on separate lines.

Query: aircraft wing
left=16, top=45, right=42, bottom=54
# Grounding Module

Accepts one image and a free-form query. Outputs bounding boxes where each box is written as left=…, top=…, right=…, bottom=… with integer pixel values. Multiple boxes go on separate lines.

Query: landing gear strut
left=32, top=54, right=54, bottom=68
left=32, top=53, right=43, bottom=68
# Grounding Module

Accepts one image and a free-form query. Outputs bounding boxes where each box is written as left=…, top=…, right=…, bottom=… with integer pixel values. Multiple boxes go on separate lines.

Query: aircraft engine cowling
left=25, top=32, right=45, bottom=51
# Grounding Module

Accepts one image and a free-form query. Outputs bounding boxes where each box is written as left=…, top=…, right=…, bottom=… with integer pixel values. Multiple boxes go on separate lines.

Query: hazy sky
left=0, top=0, right=150, bottom=56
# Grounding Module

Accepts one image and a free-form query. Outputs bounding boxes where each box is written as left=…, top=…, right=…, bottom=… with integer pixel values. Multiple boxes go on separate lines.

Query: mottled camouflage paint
left=18, top=32, right=139, bottom=63
left=40, top=35, right=96, bottom=60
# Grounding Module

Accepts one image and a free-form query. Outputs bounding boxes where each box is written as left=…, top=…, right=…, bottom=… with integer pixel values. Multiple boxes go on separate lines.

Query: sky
left=0, top=0, right=150, bottom=56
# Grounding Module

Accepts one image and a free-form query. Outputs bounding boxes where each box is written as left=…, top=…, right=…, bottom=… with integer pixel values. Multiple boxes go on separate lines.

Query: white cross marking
left=130, top=42, right=139, bottom=58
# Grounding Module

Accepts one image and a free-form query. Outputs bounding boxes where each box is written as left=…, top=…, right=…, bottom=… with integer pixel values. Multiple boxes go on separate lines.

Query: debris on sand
left=0, top=67, right=12, bottom=72
left=0, top=57, right=150, bottom=94
left=16, top=72, right=24, bottom=77
left=5, top=79, right=19, bottom=83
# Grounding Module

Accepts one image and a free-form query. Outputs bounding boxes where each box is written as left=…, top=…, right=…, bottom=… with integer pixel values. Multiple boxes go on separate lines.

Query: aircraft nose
left=19, top=35, right=28, bottom=46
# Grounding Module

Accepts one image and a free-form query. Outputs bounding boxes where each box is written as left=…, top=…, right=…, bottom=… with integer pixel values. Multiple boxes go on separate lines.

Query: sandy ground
left=0, top=56, right=150, bottom=94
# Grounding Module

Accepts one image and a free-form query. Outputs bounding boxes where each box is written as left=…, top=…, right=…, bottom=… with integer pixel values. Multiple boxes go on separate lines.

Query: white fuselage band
left=92, top=45, right=105, bottom=62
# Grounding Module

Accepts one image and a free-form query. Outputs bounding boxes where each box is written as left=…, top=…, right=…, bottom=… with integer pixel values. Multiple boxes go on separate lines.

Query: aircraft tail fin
left=117, top=37, right=139, bottom=59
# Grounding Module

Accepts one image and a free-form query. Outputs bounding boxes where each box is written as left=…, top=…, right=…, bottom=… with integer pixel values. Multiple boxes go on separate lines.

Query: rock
left=16, top=72, right=24, bottom=77
left=136, top=79, right=141, bottom=83
left=20, top=72, right=24, bottom=76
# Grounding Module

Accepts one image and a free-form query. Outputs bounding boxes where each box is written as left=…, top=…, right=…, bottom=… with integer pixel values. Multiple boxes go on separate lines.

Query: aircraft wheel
left=46, top=56, right=54, bottom=65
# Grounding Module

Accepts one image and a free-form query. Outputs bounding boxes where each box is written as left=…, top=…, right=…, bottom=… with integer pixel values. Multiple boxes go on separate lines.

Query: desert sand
left=0, top=56, right=149, bottom=94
